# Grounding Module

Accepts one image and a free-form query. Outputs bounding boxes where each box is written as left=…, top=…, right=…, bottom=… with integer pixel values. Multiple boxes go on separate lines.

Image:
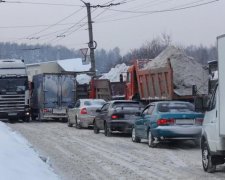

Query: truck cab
left=201, top=34, right=225, bottom=172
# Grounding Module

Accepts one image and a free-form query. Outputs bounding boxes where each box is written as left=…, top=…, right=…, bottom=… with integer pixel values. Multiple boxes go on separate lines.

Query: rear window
left=112, top=102, right=141, bottom=109
left=157, top=102, right=195, bottom=113
left=84, top=100, right=105, bottom=106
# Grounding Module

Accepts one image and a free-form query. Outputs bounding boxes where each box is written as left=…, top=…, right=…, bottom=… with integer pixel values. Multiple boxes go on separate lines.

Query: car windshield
left=157, top=102, right=195, bottom=113
left=84, top=100, right=105, bottom=106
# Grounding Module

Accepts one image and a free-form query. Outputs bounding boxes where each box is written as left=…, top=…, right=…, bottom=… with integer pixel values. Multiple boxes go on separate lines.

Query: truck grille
left=0, top=94, right=25, bottom=113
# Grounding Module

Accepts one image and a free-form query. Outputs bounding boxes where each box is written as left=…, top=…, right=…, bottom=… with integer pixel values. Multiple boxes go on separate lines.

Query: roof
left=26, top=58, right=91, bottom=73
left=57, top=58, right=91, bottom=72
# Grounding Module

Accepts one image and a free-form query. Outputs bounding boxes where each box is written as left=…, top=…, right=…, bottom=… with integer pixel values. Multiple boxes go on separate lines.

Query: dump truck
left=0, top=59, right=30, bottom=123
left=201, top=34, right=225, bottom=173
left=125, top=46, right=208, bottom=102
left=89, top=78, right=125, bottom=101
left=30, top=73, right=76, bottom=121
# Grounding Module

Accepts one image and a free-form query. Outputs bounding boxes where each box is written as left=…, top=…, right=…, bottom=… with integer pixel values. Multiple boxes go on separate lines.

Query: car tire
left=67, top=117, right=73, bottom=127
left=131, top=128, right=141, bottom=143
left=148, top=129, right=157, bottom=148
left=93, top=120, right=99, bottom=134
left=75, top=116, right=81, bottom=129
left=104, top=123, right=111, bottom=137
left=202, top=141, right=216, bottom=173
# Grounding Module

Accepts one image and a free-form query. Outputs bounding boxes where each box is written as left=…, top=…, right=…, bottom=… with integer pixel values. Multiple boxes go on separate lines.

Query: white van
left=201, top=34, right=225, bottom=172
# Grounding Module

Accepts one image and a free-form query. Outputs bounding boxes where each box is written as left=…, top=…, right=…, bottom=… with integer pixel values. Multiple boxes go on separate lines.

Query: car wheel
left=93, top=120, right=99, bottom=134
left=67, top=117, right=73, bottom=127
left=75, top=116, right=81, bottom=129
left=104, top=123, right=111, bottom=137
left=148, top=129, right=157, bottom=148
left=202, top=141, right=216, bottom=173
left=131, top=128, right=140, bottom=143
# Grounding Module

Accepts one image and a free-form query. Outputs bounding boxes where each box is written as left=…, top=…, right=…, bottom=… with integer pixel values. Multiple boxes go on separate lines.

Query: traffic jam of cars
left=67, top=99, right=204, bottom=147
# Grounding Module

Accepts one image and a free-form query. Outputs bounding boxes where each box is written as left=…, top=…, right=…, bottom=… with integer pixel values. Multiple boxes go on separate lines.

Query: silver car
left=67, top=99, right=106, bottom=128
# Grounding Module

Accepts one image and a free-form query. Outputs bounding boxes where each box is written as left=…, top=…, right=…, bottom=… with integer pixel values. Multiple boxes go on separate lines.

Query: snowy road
left=8, top=122, right=225, bottom=180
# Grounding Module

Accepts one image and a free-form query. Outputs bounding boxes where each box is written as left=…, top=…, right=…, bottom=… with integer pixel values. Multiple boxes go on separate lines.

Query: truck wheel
left=23, top=117, right=30, bottom=123
left=148, top=129, right=157, bottom=148
left=104, top=123, right=111, bottom=137
left=93, top=120, right=99, bottom=134
left=131, top=128, right=140, bottom=143
left=202, top=142, right=216, bottom=173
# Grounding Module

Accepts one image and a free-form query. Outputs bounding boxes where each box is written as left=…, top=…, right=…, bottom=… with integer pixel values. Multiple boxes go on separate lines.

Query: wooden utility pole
left=82, top=1, right=97, bottom=76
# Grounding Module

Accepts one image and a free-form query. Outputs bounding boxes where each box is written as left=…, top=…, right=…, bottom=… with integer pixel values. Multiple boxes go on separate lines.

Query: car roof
left=152, top=101, right=193, bottom=105
left=79, top=99, right=105, bottom=101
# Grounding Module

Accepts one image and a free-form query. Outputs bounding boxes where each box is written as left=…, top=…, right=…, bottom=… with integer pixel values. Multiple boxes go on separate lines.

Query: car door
left=96, top=103, right=110, bottom=130
left=70, top=100, right=80, bottom=123
left=135, top=106, right=149, bottom=138
left=142, top=104, right=156, bottom=139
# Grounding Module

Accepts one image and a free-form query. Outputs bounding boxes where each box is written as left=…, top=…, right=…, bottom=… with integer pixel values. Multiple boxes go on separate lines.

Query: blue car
left=132, top=101, right=204, bottom=147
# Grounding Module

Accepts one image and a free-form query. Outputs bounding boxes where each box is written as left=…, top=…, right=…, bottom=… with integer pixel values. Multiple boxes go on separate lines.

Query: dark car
left=132, top=101, right=204, bottom=147
left=93, top=100, right=143, bottom=136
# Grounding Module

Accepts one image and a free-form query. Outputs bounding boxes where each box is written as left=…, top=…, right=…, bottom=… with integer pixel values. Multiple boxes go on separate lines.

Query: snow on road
left=0, top=122, right=59, bottom=180
left=8, top=122, right=225, bottom=180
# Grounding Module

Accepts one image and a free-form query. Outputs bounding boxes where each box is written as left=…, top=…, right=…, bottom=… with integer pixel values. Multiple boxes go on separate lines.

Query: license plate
left=53, top=109, right=66, bottom=114
left=175, top=119, right=194, bottom=125
left=8, top=113, right=17, bottom=116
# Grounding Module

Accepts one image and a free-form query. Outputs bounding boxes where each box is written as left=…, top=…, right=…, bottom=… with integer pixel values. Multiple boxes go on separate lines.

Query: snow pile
left=76, top=74, right=91, bottom=84
left=0, top=122, right=59, bottom=180
left=57, top=58, right=91, bottom=72
left=100, top=63, right=129, bottom=82
left=145, top=46, right=208, bottom=96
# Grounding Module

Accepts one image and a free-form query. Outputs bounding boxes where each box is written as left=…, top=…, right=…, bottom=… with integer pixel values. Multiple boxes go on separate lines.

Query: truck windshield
left=0, top=77, right=28, bottom=92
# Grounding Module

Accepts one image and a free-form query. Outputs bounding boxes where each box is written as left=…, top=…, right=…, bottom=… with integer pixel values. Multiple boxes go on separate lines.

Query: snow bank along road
left=8, top=122, right=225, bottom=180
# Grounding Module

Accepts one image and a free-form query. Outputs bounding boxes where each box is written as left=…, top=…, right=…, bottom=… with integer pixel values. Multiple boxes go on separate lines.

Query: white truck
left=201, top=34, right=225, bottom=172
left=0, top=59, right=30, bottom=123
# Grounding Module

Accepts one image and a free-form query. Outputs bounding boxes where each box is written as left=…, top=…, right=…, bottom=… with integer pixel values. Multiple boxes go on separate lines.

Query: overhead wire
left=96, top=0, right=220, bottom=23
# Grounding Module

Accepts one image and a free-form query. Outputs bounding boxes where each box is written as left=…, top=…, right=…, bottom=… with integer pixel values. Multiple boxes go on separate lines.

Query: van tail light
left=80, top=108, right=87, bottom=114
left=195, top=118, right=203, bottom=125
left=157, top=118, right=175, bottom=126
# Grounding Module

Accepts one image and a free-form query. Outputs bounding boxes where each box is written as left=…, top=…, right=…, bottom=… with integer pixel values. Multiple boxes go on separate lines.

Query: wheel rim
left=132, top=128, right=136, bottom=141
left=202, top=147, right=209, bottom=168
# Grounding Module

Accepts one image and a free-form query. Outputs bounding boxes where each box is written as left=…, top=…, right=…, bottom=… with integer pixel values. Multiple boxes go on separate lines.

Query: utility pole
left=82, top=1, right=97, bottom=76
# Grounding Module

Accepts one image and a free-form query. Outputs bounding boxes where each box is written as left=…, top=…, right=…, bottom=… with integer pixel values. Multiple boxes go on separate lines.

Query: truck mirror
left=195, top=96, right=209, bottom=112
left=120, top=74, right=123, bottom=83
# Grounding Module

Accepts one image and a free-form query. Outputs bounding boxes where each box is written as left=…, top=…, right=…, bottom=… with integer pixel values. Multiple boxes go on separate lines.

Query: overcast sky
left=0, top=0, right=224, bottom=54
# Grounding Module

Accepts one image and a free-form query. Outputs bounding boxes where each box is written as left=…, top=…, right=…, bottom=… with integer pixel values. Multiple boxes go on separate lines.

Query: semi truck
left=0, top=59, right=30, bottom=122
left=125, top=47, right=208, bottom=102
left=201, top=34, right=225, bottom=172
left=30, top=73, right=76, bottom=121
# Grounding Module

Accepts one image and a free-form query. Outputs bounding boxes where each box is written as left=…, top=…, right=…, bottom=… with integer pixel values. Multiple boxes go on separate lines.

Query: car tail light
left=195, top=118, right=203, bottom=125
left=157, top=118, right=175, bottom=126
left=80, top=108, right=87, bottom=114
left=42, top=108, right=51, bottom=113
left=111, top=115, right=119, bottom=119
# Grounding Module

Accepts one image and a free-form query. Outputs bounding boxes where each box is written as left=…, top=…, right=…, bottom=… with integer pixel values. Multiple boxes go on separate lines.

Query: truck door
left=43, top=74, right=59, bottom=108
left=59, top=74, right=76, bottom=108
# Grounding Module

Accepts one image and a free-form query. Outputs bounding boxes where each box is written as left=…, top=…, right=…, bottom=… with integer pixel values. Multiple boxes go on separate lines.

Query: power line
left=101, top=0, right=219, bottom=14
left=96, top=0, right=219, bottom=23
left=2, top=0, right=82, bottom=7
left=25, top=7, right=84, bottom=40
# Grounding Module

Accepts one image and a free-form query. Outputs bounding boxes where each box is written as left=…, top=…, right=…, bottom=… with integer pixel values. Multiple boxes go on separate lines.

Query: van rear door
left=218, top=34, right=225, bottom=136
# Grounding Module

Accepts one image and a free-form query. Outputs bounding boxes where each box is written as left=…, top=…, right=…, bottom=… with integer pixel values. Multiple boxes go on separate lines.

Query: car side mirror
left=96, top=109, right=101, bottom=113
left=68, top=104, right=74, bottom=108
